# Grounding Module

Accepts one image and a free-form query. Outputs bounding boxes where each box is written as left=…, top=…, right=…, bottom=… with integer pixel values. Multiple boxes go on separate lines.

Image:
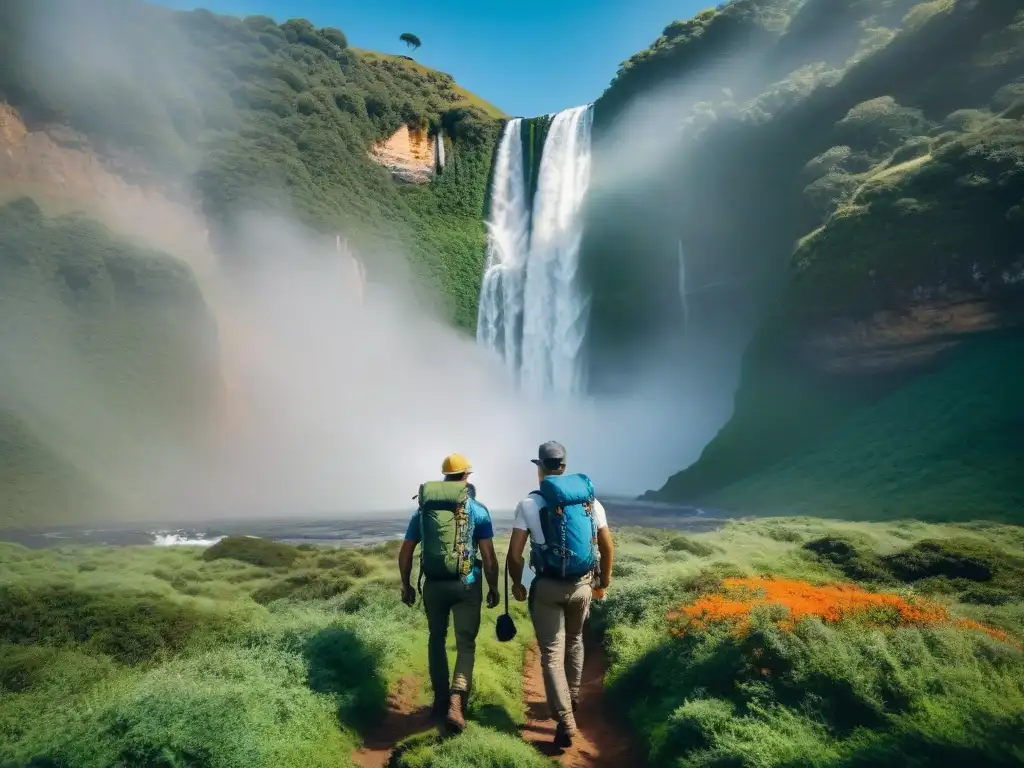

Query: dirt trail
left=521, top=641, right=641, bottom=767
left=352, top=676, right=432, bottom=768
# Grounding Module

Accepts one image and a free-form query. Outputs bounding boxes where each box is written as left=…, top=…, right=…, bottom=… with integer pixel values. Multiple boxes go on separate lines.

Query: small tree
left=399, top=32, right=422, bottom=51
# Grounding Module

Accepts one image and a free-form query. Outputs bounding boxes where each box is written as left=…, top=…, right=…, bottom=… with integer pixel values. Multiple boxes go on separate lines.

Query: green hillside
left=705, top=331, right=1024, bottom=521
left=2, top=521, right=1021, bottom=767
left=587, top=0, right=1024, bottom=515
left=0, top=0, right=508, bottom=527
left=0, top=198, right=220, bottom=528
left=0, top=0, right=503, bottom=328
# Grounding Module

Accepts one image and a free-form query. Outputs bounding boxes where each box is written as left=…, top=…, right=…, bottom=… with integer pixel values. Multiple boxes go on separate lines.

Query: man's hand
left=592, top=586, right=607, bottom=601
left=401, top=584, right=416, bottom=607
left=486, top=588, right=500, bottom=609
left=512, top=583, right=527, bottom=602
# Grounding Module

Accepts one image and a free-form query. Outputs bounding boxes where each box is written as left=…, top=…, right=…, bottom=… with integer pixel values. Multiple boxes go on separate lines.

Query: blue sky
left=153, top=0, right=708, bottom=117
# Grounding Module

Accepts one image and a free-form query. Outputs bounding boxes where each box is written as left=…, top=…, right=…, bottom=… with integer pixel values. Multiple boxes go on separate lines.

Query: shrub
left=803, top=535, right=894, bottom=583
left=0, top=584, right=235, bottom=664
left=803, top=145, right=853, bottom=179
left=882, top=538, right=1024, bottom=603
left=303, top=625, right=390, bottom=733
left=662, top=534, right=716, bottom=557
left=890, top=136, right=932, bottom=164
left=320, top=26, right=347, bottom=49
left=251, top=571, right=356, bottom=604
left=803, top=171, right=859, bottom=217
left=835, top=97, right=932, bottom=153
left=943, top=108, right=990, bottom=132
left=12, top=648, right=352, bottom=768
left=391, top=724, right=553, bottom=767
left=992, top=82, right=1024, bottom=112
left=203, top=536, right=300, bottom=568
left=613, top=598, right=1022, bottom=767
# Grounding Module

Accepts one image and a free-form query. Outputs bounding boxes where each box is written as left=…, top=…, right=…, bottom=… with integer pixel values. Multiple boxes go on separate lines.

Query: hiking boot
left=554, top=721, right=575, bottom=749
left=446, top=692, right=467, bottom=733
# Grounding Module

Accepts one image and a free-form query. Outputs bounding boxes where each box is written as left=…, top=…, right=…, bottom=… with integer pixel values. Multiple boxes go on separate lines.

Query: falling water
left=520, top=104, right=594, bottom=397
left=678, top=238, right=688, bottom=335
left=478, top=105, right=594, bottom=397
left=477, top=118, right=529, bottom=378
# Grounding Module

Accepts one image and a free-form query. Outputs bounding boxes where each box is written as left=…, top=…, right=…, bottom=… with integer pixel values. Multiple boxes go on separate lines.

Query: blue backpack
left=529, top=473, right=598, bottom=579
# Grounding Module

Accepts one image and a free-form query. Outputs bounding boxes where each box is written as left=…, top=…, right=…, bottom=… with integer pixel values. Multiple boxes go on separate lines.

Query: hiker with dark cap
left=506, top=441, right=615, bottom=749
left=398, top=452, right=500, bottom=732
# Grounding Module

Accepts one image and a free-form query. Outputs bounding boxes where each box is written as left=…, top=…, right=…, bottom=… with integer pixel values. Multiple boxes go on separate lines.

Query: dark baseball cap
left=531, top=441, right=567, bottom=467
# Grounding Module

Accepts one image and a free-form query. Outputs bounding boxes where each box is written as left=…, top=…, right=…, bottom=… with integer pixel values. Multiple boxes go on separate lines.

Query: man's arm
left=398, top=513, right=419, bottom=605
left=478, top=538, right=499, bottom=593
left=473, top=503, right=499, bottom=594
left=596, top=527, right=614, bottom=589
left=398, top=539, right=416, bottom=590
left=508, top=528, right=528, bottom=589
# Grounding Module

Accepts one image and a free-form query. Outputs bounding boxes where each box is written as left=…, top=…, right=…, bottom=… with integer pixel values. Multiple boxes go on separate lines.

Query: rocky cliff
left=579, top=0, right=1024, bottom=520
left=0, top=0, right=503, bottom=526
left=369, top=123, right=447, bottom=183
left=0, top=197, right=222, bottom=527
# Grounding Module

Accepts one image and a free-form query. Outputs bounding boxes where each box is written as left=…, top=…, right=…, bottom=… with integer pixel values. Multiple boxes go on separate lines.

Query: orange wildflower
left=667, top=576, right=1014, bottom=645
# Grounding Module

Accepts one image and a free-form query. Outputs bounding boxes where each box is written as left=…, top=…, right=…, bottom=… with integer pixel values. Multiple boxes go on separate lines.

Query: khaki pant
left=422, top=578, right=482, bottom=700
left=529, top=574, right=593, bottom=732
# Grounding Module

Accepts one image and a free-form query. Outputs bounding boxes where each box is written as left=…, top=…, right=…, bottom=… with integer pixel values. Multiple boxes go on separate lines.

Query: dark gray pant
left=422, top=578, right=483, bottom=700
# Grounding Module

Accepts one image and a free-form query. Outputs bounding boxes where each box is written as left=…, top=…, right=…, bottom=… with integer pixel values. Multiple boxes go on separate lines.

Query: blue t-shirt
left=405, top=496, right=494, bottom=584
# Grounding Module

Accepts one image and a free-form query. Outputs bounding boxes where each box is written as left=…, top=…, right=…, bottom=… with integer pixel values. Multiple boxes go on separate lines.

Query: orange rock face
left=369, top=124, right=436, bottom=184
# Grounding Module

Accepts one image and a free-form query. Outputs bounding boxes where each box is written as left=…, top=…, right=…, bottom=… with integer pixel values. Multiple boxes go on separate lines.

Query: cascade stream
left=477, top=105, right=594, bottom=398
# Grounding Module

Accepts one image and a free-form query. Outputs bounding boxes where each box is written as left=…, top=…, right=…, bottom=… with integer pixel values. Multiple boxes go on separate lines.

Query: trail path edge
left=352, top=675, right=431, bottom=768
left=521, top=639, right=641, bottom=767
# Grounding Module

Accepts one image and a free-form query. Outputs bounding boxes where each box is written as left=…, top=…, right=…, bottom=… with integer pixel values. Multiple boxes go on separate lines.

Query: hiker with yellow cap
left=397, top=452, right=499, bottom=733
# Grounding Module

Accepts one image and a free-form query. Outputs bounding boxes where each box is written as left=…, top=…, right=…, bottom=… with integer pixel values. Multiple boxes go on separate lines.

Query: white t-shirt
left=512, top=492, right=608, bottom=546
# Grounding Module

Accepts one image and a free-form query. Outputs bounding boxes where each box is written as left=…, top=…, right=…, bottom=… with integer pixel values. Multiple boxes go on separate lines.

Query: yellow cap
left=441, top=453, right=472, bottom=475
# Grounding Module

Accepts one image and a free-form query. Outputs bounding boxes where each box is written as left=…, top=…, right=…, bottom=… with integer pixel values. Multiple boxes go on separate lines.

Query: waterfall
left=520, top=104, right=593, bottom=397
left=435, top=129, right=446, bottom=173
left=477, top=105, right=594, bottom=398
left=678, top=238, right=688, bottom=335
left=477, top=118, right=529, bottom=378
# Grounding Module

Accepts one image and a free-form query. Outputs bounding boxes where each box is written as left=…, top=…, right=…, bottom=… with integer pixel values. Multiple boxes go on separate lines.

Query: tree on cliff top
left=400, top=32, right=421, bottom=51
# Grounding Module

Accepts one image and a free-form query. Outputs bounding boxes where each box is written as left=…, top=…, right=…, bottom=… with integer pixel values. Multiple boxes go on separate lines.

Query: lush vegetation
left=698, top=330, right=1024, bottom=521
left=586, top=0, right=1024, bottom=505
left=0, top=537, right=541, bottom=768
left=595, top=519, right=1024, bottom=767
left=2, top=520, right=1021, bottom=766
left=0, top=198, right=219, bottom=528
left=0, top=0, right=504, bottom=328
left=0, top=0, right=509, bottom=528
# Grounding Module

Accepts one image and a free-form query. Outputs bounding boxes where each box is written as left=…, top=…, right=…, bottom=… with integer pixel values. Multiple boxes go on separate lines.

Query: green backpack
left=417, top=480, right=474, bottom=582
